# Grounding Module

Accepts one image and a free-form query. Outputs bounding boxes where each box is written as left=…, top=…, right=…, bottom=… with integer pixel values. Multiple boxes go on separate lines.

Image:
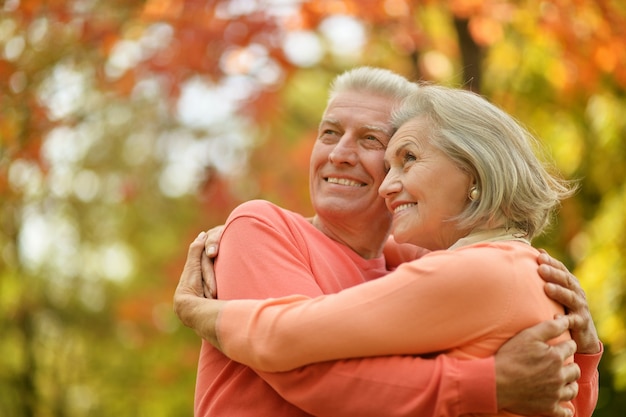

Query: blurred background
left=1, top=0, right=625, bottom=415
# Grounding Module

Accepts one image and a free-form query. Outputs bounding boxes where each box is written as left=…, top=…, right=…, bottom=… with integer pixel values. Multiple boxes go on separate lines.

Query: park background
left=1, top=0, right=625, bottom=415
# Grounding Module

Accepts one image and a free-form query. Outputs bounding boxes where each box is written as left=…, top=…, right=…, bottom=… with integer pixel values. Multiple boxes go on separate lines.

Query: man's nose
left=328, top=134, right=358, bottom=165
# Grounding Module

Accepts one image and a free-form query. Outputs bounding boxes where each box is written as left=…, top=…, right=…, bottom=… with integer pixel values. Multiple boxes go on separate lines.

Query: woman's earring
left=468, top=186, right=480, bottom=201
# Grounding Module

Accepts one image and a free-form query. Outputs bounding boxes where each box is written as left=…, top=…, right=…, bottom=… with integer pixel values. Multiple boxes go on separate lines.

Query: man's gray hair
left=328, top=67, right=418, bottom=103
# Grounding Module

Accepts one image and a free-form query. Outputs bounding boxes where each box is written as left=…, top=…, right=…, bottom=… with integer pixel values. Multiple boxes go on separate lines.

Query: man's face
left=309, top=90, right=398, bottom=225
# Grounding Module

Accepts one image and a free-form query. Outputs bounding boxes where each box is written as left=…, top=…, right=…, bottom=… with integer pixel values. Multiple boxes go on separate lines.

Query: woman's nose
left=379, top=170, right=401, bottom=198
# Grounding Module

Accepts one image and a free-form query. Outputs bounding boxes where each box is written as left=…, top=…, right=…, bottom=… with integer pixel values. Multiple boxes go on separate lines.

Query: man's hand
left=496, top=317, right=579, bottom=417
left=538, top=251, right=601, bottom=354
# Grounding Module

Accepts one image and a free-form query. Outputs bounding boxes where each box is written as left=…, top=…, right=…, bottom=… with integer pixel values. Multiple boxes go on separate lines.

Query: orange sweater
left=217, top=227, right=601, bottom=416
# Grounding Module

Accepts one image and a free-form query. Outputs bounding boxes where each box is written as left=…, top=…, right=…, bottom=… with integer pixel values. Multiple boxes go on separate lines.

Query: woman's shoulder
left=415, top=241, right=539, bottom=281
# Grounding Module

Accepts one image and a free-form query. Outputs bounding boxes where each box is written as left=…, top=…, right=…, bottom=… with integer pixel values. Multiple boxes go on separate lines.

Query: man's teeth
left=394, top=203, right=416, bottom=213
left=327, top=178, right=363, bottom=187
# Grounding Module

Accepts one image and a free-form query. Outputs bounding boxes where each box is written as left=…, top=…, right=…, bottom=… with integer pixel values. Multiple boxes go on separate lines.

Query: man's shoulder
left=227, top=200, right=304, bottom=226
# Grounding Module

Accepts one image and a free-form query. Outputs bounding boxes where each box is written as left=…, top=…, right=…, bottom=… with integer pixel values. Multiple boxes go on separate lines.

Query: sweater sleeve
left=213, top=201, right=497, bottom=417
left=217, top=248, right=519, bottom=371
left=572, top=343, right=603, bottom=417
left=259, top=356, right=496, bottom=417
left=383, top=235, right=431, bottom=269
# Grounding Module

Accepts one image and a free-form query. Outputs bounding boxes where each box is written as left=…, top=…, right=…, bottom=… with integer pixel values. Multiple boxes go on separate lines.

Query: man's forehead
left=319, top=116, right=394, bottom=135
left=326, top=91, right=399, bottom=109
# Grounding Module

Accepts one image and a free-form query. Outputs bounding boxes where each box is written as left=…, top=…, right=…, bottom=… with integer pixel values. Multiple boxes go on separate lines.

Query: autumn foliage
left=1, top=0, right=626, bottom=416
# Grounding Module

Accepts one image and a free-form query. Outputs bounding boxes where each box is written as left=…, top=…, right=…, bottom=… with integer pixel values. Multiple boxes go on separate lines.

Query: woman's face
left=379, top=116, right=474, bottom=250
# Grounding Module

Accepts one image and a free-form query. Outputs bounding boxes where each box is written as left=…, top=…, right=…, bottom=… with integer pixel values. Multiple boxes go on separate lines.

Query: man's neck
left=310, top=215, right=389, bottom=260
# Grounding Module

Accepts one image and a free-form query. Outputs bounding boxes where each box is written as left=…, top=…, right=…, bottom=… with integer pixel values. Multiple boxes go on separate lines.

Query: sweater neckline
left=448, top=228, right=530, bottom=250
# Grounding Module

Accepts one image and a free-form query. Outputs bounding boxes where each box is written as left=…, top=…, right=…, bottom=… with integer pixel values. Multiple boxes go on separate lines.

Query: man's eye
left=363, top=135, right=387, bottom=150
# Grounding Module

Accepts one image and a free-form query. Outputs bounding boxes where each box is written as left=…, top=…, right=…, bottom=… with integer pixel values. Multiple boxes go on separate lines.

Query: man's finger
left=561, top=362, right=582, bottom=389
left=537, top=251, right=566, bottom=271
left=538, top=263, right=570, bottom=287
left=551, top=337, right=578, bottom=362
left=519, top=316, right=571, bottom=343
left=544, top=282, right=577, bottom=307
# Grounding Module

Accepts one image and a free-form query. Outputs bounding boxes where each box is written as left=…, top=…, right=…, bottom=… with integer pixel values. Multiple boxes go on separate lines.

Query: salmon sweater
left=213, top=201, right=601, bottom=417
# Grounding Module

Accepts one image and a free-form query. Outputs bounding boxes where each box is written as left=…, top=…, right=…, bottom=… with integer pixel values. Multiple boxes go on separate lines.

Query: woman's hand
left=174, top=232, right=209, bottom=327
left=204, top=225, right=225, bottom=258
left=201, top=225, right=224, bottom=299
left=173, top=232, right=225, bottom=348
left=537, top=250, right=601, bottom=354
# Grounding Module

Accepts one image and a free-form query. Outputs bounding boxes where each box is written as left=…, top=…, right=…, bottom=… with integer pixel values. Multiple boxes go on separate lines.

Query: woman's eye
left=403, top=151, right=416, bottom=164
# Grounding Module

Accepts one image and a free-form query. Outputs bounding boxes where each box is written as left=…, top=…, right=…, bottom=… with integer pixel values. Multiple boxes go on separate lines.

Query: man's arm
left=537, top=251, right=603, bottom=417
left=495, top=318, right=579, bottom=417
left=538, top=251, right=601, bottom=354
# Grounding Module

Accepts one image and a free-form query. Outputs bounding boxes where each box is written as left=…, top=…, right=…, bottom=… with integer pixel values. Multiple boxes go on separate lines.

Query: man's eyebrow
left=318, top=119, right=392, bottom=136
left=362, top=124, right=393, bottom=135
left=319, top=118, right=340, bottom=128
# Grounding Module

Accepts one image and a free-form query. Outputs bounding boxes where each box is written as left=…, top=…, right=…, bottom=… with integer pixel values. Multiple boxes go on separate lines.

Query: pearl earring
left=468, top=186, right=480, bottom=201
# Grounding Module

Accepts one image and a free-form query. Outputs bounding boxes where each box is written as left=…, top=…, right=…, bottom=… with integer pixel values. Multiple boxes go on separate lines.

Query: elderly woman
left=176, top=85, right=601, bottom=416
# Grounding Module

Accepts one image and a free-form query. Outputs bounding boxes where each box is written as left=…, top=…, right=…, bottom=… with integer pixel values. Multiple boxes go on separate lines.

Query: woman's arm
left=383, top=235, right=430, bottom=269
left=215, top=247, right=541, bottom=371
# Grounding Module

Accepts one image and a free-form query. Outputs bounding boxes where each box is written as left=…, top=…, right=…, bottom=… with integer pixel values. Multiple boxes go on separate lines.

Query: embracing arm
left=537, top=251, right=603, bottom=417
left=216, top=248, right=550, bottom=370
left=176, top=234, right=585, bottom=417
left=383, top=235, right=430, bottom=269
left=172, top=233, right=225, bottom=348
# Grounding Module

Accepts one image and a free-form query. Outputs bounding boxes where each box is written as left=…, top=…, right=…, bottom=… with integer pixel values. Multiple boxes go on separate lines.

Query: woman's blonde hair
left=392, top=84, right=576, bottom=240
